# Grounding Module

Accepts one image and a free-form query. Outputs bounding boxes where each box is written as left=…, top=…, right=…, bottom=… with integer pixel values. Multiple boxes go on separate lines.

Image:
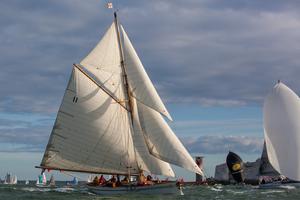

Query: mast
left=114, top=12, right=134, bottom=117
left=113, top=11, right=136, bottom=179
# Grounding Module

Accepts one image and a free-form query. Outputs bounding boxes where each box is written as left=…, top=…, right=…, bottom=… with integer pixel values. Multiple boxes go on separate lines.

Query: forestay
left=263, top=82, right=300, bottom=181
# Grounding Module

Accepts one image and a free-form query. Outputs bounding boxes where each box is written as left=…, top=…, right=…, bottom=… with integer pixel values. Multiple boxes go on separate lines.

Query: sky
left=1, top=0, right=300, bottom=180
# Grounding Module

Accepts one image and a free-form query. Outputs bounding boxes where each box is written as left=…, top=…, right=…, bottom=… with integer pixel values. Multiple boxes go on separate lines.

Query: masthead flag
left=107, top=2, right=113, bottom=9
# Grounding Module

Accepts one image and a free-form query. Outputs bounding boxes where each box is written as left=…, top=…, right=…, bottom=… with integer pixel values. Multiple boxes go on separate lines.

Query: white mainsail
left=40, top=15, right=202, bottom=177
left=41, top=23, right=138, bottom=175
left=263, top=82, right=300, bottom=181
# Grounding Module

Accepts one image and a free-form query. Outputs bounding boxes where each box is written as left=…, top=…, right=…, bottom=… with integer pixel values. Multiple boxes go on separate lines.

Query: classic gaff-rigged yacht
left=36, top=11, right=202, bottom=195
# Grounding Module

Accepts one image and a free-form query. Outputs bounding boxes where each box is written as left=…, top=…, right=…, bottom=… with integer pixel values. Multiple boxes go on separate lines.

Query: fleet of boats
left=2, top=173, right=17, bottom=185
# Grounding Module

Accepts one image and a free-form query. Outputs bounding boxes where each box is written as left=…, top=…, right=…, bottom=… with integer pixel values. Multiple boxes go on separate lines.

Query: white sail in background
left=263, top=82, right=300, bottom=181
left=121, top=26, right=172, bottom=121
left=137, top=102, right=202, bottom=175
left=49, top=175, right=55, bottom=186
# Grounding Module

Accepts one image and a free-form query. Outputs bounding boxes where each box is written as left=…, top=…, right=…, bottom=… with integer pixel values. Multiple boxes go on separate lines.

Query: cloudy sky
left=1, top=0, right=300, bottom=179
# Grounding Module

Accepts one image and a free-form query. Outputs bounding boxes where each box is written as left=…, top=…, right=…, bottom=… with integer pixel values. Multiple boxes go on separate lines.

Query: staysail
left=136, top=102, right=202, bottom=175
left=131, top=98, right=175, bottom=177
left=263, top=82, right=300, bottom=181
left=40, top=14, right=202, bottom=177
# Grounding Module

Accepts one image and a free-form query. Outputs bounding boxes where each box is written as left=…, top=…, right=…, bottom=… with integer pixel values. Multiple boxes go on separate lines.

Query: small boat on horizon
left=66, top=177, right=78, bottom=186
left=3, top=173, right=17, bottom=185
left=49, top=175, right=56, bottom=187
left=36, top=172, right=47, bottom=187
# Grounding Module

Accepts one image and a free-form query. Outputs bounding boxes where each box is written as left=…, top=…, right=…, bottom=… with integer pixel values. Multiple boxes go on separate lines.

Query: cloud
left=0, top=114, right=52, bottom=152
left=1, top=1, right=300, bottom=113
left=171, top=118, right=262, bottom=137
left=3, top=1, right=290, bottom=155
left=181, top=135, right=264, bottom=154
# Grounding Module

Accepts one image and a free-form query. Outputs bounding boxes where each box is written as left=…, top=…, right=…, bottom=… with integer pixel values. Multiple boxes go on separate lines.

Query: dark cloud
left=2, top=0, right=298, bottom=155
left=181, top=135, right=263, bottom=154
left=1, top=0, right=300, bottom=112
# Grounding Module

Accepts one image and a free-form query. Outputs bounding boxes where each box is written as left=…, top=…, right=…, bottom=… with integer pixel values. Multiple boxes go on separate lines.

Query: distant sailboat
left=25, top=180, right=30, bottom=185
left=262, top=81, right=300, bottom=184
left=3, top=173, right=17, bottom=185
left=86, top=175, right=94, bottom=184
left=67, top=177, right=78, bottom=186
left=36, top=11, right=202, bottom=195
left=226, top=152, right=244, bottom=183
left=49, top=175, right=56, bottom=187
left=36, top=172, right=47, bottom=187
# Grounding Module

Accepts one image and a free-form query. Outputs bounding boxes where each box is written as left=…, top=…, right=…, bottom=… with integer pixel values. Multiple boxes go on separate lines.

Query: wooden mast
left=114, top=12, right=133, bottom=117
left=113, top=11, right=136, bottom=181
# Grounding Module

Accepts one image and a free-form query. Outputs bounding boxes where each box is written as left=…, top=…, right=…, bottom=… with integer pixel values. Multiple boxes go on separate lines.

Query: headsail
left=137, top=102, right=202, bottom=175
left=131, top=98, right=175, bottom=177
left=263, top=82, right=300, bottom=181
left=121, top=26, right=172, bottom=121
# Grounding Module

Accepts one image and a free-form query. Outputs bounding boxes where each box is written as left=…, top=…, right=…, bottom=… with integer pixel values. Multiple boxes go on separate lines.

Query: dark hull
left=226, top=151, right=244, bottom=183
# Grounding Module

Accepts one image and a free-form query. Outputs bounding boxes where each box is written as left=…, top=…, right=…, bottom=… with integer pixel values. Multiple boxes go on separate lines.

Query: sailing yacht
left=49, top=175, right=56, bottom=187
left=37, top=12, right=202, bottom=194
left=3, top=173, right=17, bottom=185
left=67, top=177, right=78, bottom=186
left=261, top=81, right=300, bottom=188
left=36, top=172, right=47, bottom=187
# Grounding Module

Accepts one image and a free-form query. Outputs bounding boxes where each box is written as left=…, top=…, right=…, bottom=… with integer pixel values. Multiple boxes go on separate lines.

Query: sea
left=1, top=182, right=300, bottom=200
